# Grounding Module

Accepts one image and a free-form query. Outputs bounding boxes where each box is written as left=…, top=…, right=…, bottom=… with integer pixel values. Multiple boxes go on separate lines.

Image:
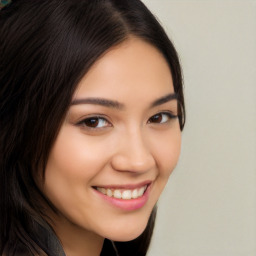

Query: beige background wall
left=141, top=1, right=256, bottom=255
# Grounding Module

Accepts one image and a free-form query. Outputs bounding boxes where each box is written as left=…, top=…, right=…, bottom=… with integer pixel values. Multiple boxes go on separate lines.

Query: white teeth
left=132, top=189, right=138, bottom=198
left=138, top=187, right=145, bottom=197
left=96, top=185, right=147, bottom=200
left=97, top=187, right=106, bottom=194
left=113, top=190, right=122, bottom=199
left=107, top=189, right=112, bottom=197
left=122, top=190, right=132, bottom=200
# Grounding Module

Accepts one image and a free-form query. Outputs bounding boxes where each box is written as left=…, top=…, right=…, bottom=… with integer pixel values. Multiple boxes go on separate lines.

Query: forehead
left=74, top=38, right=174, bottom=103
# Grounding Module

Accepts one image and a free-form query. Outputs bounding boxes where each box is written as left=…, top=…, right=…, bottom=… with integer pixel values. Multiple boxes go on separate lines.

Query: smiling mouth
left=94, top=185, right=148, bottom=200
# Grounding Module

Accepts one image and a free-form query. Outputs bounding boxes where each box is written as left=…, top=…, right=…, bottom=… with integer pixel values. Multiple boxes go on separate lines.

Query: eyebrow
left=70, top=93, right=178, bottom=110
left=71, top=98, right=124, bottom=109
left=150, top=93, right=178, bottom=107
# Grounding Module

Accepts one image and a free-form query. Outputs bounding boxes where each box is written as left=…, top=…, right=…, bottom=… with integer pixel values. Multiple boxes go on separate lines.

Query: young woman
left=0, top=0, right=185, bottom=255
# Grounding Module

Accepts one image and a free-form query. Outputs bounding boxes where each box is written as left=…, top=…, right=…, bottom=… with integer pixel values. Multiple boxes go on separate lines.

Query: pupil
left=85, top=118, right=99, bottom=127
left=152, top=114, right=162, bottom=122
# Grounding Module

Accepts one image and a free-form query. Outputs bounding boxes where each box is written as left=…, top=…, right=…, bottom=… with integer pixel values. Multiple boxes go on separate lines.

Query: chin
left=102, top=215, right=149, bottom=242
left=106, top=226, right=147, bottom=242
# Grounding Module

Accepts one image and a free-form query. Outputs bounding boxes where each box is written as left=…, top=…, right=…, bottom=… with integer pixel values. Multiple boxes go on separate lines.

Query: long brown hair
left=0, top=0, right=185, bottom=255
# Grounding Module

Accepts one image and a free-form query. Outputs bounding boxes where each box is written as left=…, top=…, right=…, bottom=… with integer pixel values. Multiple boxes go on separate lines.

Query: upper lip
left=93, top=180, right=152, bottom=190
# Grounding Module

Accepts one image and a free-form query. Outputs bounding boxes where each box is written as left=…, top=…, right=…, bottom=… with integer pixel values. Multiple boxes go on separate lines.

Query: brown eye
left=149, top=114, right=163, bottom=123
left=78, top=117, right=111, bottom=128
left=148, top=112, right=177, bottom=124
left=83, top=118, right=99, bottom=127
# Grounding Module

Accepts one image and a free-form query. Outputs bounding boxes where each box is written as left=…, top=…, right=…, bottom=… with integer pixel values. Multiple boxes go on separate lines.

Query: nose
left=110, top=129, right=156, bottom=173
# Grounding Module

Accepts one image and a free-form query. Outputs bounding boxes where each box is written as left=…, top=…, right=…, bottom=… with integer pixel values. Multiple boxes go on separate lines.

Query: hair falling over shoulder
left=0, top=0, right=185, bottom=255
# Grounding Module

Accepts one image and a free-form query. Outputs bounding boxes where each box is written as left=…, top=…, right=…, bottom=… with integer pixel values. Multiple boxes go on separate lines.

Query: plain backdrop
left=141, top=1, right=256, bottom=256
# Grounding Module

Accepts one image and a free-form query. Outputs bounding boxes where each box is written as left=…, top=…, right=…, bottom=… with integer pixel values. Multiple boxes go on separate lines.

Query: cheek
left=42, top=126, right=103, bottom=208
left=152, top=128, right=181, bottom=177
left=148, top=128, right=181, bottom=204
left=46, top=126, right=108, bottom=182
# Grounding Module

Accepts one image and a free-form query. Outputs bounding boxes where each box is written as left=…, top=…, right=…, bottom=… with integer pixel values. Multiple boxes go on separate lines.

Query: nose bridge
left=111, top=126, right=155, bottom=172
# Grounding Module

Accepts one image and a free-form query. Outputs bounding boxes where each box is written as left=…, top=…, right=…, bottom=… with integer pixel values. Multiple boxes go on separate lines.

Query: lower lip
left=93, top=185, right=151, bottom=211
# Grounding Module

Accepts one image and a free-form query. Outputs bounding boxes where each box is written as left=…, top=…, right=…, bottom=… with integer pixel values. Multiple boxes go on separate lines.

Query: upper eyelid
left=76, top=114, right=110, bottom=123
left=77, top=110, right=176, bottom=119
left=149, top=111, right=177, bottom=120
left=76, top=116, right=112, bottom=129
left=151, top=110, right=178, bottom=117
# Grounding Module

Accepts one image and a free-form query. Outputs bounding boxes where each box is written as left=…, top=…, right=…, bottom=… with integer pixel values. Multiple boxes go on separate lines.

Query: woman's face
left=43, top=38, right=181, bottom=242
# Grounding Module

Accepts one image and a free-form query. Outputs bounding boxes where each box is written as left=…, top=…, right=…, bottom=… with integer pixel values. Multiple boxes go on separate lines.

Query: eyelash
left=77, top=112, right=177, bottom=130
left=77, top=116, right=111, bottom=129
left=147, top=112, right=177, bottom=124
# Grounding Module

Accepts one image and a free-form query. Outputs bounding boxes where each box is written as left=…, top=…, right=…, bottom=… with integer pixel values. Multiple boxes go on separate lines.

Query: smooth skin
left=42, top=37, right=181, bottom=256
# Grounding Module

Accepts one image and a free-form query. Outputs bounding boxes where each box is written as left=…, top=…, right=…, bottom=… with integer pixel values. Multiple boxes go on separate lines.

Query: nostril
left=110, top=154, right=155, bottom=173
left=110, top=133, right=156, bottom=172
